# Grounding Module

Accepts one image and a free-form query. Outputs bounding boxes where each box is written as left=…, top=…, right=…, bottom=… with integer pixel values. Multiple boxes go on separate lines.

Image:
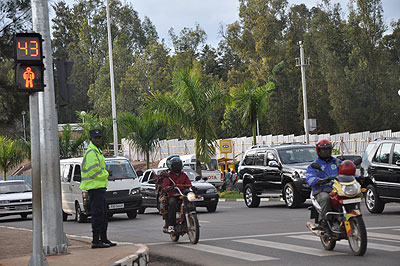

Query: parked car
left=0, top=180, right=32, bottom=219
left=139, top=168, right=219, bottom=213
left=360, top=138, right=400, bottom=213
left=237, top=144, right=316, bottom=208
left=158, top=155, right=224, bottom=189
left=60, top=156, right=142, bottom=222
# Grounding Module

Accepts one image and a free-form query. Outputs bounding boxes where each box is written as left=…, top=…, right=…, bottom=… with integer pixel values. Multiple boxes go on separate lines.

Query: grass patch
left=218, top=191, right=243, bottom=199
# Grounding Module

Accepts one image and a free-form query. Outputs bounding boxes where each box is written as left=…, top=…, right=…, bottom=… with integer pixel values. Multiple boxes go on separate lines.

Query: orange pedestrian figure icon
left=23, top=67, right=35, bottom=88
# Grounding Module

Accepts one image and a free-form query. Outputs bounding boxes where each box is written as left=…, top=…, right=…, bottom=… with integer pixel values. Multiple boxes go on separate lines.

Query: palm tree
left=119, top=112, right=165, bottom=169
left=59, top=124, right=86, bottom=159
left=0, top=136, right=26, bottom=180
left=229, top=80, right=274, bottom=145
left=147, top=67, right=225, bottom=174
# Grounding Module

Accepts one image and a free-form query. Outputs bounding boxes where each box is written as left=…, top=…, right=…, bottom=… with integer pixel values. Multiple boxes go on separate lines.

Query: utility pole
left=31, top=0, right=68, bottom=255
left=22, top=111, right=26, bottom=140
left=296, top=41, right=310, bottom=144
left=106, top=0, right=118, bottom=156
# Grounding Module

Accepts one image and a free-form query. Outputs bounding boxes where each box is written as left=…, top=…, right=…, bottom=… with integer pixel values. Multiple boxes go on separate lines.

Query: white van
left=60, top=156, right=142, bottom=222
left=158, top=154, right=224, bottom=189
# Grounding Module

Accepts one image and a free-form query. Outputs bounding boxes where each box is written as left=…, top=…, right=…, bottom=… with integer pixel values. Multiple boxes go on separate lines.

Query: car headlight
left=187, top=192, right=196, bottom=202
left=130, top=188, right=140, bottom=195
left=0, top=200, right=9, bottom=205
left=342, top=183, right=360, bottom=196
left=206, top=188, right=217, bottom=194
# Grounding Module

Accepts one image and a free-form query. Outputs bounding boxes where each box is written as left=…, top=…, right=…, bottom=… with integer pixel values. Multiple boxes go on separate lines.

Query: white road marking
left=289, top=234, right=400, bottom=252
left=234, top=238, right=345, bottom=256
left=367, top=226, right=400, bottom=230
left=181, top=243, right=278, bottom=261
left=368, top=232, right=400, bottom=241
left=199, top=220, right=211, bottom=223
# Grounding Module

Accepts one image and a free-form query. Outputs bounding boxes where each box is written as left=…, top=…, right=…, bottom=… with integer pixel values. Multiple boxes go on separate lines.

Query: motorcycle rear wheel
left=348, top=216, right=367, bottom=256
left=187, top=213, right=200, bottom=244
left=320, top=235, right=336, bottom=250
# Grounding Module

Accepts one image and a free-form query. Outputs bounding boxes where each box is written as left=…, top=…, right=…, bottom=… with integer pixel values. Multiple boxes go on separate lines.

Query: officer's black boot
left=92, top=232, right=110, bottom=248
left=101, top=233, right=117, bottom=247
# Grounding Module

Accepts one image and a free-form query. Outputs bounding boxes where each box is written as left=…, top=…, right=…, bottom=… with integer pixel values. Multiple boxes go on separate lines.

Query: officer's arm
left=305, top=166, right=320, bottom=187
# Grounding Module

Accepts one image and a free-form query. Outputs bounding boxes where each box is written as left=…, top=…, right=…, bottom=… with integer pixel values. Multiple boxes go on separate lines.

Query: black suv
left=361, top=139, right=400, bottom=213
left=237, top=144, right=316, bottom=208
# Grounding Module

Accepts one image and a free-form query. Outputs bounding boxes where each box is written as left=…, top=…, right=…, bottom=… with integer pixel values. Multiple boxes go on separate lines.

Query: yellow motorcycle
left=306, top=162, right=367, bottom=256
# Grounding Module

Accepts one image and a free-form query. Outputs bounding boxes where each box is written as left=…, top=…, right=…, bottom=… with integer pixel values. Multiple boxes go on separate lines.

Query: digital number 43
left=18, top=41, right=39, bottom=57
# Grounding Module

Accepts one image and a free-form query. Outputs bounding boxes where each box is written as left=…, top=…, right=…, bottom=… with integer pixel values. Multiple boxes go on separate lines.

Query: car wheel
left=20, top=213, right=28, bottom=219
left=283, top=182, right=303, bottom=208
left=127, top=209, right=137, bottom=219
left=244, top=184, right=260, bottom=208
left=75, top=203, right=87, bottom=223
left=138, top=207, right=146, bottom=214
left=62, top=211, right=68, bottom=221
left=365, top=185, right=385, bottom=213
left=206, top=204, right=217, bottom=213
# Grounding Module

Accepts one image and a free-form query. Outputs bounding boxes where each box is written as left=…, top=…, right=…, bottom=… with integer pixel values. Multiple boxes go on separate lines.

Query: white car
left=0, top=180, right=32, bottom=219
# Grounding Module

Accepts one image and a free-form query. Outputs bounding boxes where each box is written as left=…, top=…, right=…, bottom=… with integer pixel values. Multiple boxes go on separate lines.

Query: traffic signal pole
left=31, top=0, right=68, bottom=256
left=28, top=94, right=48, bottom=266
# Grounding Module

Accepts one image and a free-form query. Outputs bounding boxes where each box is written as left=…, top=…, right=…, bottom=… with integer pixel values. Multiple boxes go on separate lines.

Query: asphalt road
left=2, top=200, right=400, bottom=266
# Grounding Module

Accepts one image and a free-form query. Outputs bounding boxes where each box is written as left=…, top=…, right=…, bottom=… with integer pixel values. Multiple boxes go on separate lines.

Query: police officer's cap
left=89, top=129, right=102, bottom=138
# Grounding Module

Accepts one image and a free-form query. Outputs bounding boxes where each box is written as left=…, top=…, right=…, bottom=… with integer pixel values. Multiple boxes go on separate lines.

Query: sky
left=56, top=0, right=400, bottom=48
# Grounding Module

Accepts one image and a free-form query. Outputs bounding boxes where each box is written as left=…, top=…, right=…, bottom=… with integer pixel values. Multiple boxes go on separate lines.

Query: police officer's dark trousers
left=88, top=188, right=108, bottom=243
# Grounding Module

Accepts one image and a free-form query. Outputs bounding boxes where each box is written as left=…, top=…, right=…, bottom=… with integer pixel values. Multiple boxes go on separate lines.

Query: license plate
left=109, top=203, right=124, bottom=209
left=16, top=205, right=28, bottom=210
left=195, top=196, right=204, bottom=201
left=342, top=198, right=361, bottom=204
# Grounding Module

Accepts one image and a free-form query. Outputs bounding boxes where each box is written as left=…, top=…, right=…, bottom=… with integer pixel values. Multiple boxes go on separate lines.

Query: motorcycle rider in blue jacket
left=306, top=140, right=340, bottom=235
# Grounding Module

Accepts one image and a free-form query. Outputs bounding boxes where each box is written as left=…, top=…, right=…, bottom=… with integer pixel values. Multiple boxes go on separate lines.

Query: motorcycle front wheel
left=170, top=233, right=180, bottom=242
left=320, top=235, right=336, bottom=250
left=348, top=216, right=367, bottom=256
left=187, top=213, right=200, bottom=244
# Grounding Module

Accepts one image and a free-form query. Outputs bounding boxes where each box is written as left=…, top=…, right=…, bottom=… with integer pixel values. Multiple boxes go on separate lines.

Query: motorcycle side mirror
left=195, top=176, right=201, bottom=181
left=202, top=177, right=208, bottom=181
left=311, top=163, right=322, bottom=170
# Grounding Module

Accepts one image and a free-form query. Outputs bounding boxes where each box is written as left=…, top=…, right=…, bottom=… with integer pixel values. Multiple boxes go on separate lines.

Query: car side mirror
left=268, top=160, right=279, bottom=168
left=396, top=160, right=400, bottom=166
left=73, top=175, right=81, bottom=182
left=195, top=176, right=201, bottom=181
left=354, top=157, right=362, bottom=166
left=311, top=162, right=322, bottom=170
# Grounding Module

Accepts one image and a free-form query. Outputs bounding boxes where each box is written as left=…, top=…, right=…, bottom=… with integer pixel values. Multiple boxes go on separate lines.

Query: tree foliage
left=0, top=136, right=26, bottom=180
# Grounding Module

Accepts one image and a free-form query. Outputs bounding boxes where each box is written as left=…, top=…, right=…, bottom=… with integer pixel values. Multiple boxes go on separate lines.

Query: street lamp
left=21, top=111, right=26, bottom=141
left=296, top=41, right=310, bottom=144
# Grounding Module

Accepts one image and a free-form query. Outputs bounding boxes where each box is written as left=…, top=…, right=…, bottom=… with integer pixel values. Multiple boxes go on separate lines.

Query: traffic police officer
left=81, top=129, right=116, bottom=248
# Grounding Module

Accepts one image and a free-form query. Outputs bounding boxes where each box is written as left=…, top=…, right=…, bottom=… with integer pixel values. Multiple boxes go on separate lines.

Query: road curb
left=110, top=244, right=149, bottom=266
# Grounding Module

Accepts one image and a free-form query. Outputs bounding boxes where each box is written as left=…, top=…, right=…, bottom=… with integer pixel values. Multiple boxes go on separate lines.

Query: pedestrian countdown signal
left=14, top=33, right=44, bottom=92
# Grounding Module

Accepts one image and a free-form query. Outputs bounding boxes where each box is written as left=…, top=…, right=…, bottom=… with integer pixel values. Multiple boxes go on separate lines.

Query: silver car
left=0, top=180, right=32, bottom=219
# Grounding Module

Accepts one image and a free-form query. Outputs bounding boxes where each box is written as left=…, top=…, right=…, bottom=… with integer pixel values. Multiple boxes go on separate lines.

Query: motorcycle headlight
left=342, top=183, right=360, bottom=196
left=187, top=192, right=196, bottom=202
left=130, top=188, right=140, bottom=195
left=206, top=188, right=217, bottom=194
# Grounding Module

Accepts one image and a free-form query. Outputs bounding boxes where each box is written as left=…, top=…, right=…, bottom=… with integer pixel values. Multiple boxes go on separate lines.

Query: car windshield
left=278, top=147, right=317, bottom=164
left=0, top=182, right=32, bottom=194
left=106, top=160, right=137, bottom=180
left=182, top=168, right=200, bottom=182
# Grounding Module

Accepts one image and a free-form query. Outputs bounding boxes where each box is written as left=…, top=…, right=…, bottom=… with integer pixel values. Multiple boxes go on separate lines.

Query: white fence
left=121, top=129, right=400, bottom=163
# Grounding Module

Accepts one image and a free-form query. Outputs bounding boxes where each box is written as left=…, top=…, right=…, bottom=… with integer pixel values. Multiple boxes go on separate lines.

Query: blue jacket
left=306, top=157, right=340, bottom=194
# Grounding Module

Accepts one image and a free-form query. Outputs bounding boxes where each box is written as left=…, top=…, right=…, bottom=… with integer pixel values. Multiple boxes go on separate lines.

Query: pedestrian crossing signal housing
left=15, top=64, right=44, bottom=92
left=14, top=32, right=44, bottom=92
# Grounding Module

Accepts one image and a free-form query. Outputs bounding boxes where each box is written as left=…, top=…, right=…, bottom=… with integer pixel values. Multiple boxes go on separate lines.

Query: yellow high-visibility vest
left=80, top=142, right=108, bottom=190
